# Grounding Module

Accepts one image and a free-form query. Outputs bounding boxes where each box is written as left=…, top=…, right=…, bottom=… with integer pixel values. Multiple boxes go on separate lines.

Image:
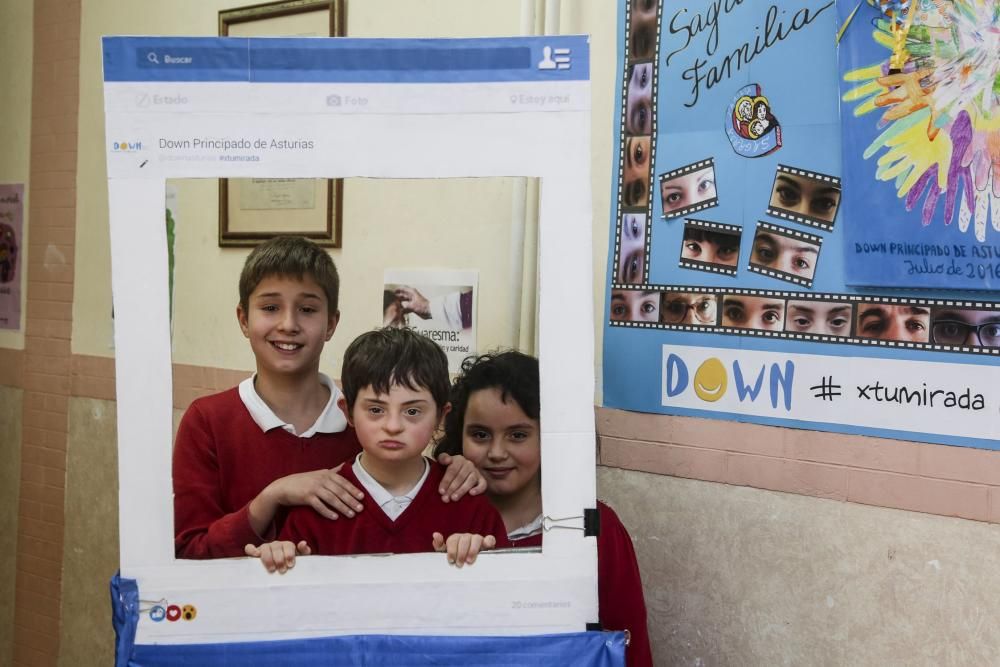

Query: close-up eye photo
left=767, top=168, right=842, bottom=225
left=622, top=136, right=651, bottom=208
left=626, top=62, right=653, bottom=135
left=930, top=308, right=1000, bottom=347
left=660, top=291, right=718, bottom=326
left=617, top=213, right=647, bottom=284
left=628, top=0, right=657, bottom=60
left=784, top=300, right=853, bottom=336
left=679, top=222, right=741, bottom=273
left=660, top=164, right=718, bottom=217
left=856, top=304, right=930, bottom=343
left=611, top=288, right=660, bottom=322
left=749, top=229, right=821, bottom=281
left=721, top=295, right=785, bottom=330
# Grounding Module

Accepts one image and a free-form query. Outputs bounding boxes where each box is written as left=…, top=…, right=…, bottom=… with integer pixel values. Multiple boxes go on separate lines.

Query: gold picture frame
left=218, top=0, right=345, bottom=248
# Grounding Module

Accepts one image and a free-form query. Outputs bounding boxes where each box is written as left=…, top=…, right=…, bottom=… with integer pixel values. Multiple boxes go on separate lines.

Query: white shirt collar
left=238, top=372, right=348, bottom=437
left=508, top=513, right=544, bottom=541
left=352, top=453, right=430, bottom=522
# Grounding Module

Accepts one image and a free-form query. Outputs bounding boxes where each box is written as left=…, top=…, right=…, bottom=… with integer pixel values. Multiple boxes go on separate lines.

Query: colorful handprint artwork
left=840, top=0, right=1000, bottom=289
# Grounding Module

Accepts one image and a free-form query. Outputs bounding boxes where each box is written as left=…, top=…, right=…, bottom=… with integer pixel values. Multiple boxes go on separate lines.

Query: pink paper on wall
left=0, top=183, right=23, bottom=330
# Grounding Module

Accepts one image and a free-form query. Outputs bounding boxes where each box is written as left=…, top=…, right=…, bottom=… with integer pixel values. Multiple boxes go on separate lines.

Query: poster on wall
left=602, top=0, right=1000, bottom=450
left=383, top=269, right=478, bottom=373
left=839, top=0, right=1000, bottom=290
left=0, top=183, right=23, bottom=330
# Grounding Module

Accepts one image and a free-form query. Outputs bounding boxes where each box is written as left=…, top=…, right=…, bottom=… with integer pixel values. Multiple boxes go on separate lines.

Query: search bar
left=103, top=36, right=588, bottom=83
left=136, top=46, right=247, bottom=70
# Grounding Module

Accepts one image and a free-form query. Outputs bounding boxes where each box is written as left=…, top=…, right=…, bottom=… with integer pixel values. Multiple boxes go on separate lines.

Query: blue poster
left=603, top=0, right=1000, bottom=450
left=840, top=0, right=1000, bottom=289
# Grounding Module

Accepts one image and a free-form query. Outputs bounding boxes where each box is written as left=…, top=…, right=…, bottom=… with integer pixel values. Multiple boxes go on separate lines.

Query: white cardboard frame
left=104, top=37, right=596, bottom=644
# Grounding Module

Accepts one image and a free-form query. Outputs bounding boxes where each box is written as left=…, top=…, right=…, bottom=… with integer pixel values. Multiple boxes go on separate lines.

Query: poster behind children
left=383, top=268, right=478, bottom=373
left=0, top=183, right=23, bottom=330
left=602, top=0, right=1000, bottom=450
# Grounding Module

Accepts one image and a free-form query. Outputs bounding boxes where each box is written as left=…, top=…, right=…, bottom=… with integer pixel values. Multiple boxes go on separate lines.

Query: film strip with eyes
left=766, top=165, right=842, bottom=231
left=747, top=221, right=823, bottom=288
left=611, top=0, right=662, bottom=286
left=678, top=218, right=741, bottom=277
left=660, top=158, right=720, bottom=220
left=607, top=284, right=1000, bottom=356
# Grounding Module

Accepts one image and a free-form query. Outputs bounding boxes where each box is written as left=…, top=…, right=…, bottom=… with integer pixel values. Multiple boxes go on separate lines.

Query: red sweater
left=278, top=462, right=510, bottom=555
left=173, top=387, right=361, bottom=559
left=514, top=502, right=652, bottom=667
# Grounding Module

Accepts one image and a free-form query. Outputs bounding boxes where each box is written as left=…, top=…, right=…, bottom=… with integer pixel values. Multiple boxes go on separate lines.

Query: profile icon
left=537, top=46, right=556, bottom=70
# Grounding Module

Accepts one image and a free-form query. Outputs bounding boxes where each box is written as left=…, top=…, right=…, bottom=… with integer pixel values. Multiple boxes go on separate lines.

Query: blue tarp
left=111, top=575, right=625, bottom=666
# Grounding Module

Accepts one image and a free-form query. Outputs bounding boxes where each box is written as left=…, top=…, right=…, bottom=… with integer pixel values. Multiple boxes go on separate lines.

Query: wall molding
left=597, top=406, right=1000, bottom=524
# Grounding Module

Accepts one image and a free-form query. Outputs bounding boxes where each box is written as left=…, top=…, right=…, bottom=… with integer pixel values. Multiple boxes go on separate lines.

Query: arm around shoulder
left=173, top=400, right=262, bottom=559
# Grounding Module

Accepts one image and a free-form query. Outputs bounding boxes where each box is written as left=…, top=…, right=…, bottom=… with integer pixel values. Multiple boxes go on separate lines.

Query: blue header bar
left=103, top=36, right=589, bottom=83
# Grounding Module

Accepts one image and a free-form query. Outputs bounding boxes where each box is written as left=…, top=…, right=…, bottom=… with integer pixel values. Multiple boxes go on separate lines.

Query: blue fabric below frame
left=111, top=575, right=624, bottom=666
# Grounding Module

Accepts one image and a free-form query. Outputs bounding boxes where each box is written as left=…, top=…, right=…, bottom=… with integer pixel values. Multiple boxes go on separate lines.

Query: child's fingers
left=469, top=472, right=487, bottom=496
left=436, top=454, right=485, bottom=501
left=244, top=543, right=261, bottom=558
left=465, top=535, right=486, bottom=564
left=259, top=545, right=278, bottom=573
left=320, top=477, right=364, bottom=515
left=308, top=497, right=341, bottom=521
left=431, top=532, right=446, bottom=552
left=447, top=459, right=480, bottom=501
left=453, top=534, right=474, bottom=568
left=326, top=471, right=365, bottom=503
left=259, top=541, right=298, bottom=574
left=435, top=453, right=456, bottom=502
left=296, top=540, right=312, bottom=556
left=482, top=535, right=497, bottom=551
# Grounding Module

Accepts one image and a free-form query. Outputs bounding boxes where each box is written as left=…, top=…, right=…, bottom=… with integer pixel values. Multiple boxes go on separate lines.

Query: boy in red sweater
left=173, top=237, right=484, bottom=559
left=246, top=327, right=509, bottom=571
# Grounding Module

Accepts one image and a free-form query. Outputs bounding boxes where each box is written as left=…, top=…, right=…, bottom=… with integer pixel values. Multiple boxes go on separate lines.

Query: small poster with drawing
left=383, top=268, right=478, bottom=373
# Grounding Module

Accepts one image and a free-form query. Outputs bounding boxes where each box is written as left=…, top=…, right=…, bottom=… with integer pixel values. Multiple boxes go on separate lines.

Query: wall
left=0, top=386, right=24, bottom=667
left=0, top=0, right=33, bottom=351
left=0, top=2, right=32, bottom=662
left=5, top=0, right=1000, bottom=665
left=599, top=466, right=1000, bottom=666
left=58, top=397, right=118, bottom=667
left=72, top=0, right=532, bottom=374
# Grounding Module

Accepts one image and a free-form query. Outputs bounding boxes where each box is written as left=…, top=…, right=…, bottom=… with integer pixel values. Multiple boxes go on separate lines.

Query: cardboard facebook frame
left=103, top=36, right=596, bottom=645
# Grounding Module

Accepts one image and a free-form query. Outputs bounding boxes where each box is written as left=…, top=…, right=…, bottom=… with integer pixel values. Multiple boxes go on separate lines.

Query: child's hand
left=436, top=453, right=487, bottom=503
left=432, top=532, right=496, bottom=568
left=271, top=463, right=366, bottom=519
left=244, top=540, right=311, bottom=574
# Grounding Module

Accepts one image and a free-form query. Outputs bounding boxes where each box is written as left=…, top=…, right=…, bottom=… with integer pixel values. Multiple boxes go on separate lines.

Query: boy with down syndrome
left=173, top=236, right=483, bottom=559
left=247, top=327, right=509, bottom=570
left=435, top=351, right=653, bottom=666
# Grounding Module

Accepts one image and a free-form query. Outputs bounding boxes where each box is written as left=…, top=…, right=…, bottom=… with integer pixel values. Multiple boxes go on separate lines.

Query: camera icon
left=326, top=94, right=342, bottom=107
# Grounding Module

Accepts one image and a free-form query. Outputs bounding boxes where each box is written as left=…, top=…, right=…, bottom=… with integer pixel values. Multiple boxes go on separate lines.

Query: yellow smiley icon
left=693, top=357, right=727, bottom=402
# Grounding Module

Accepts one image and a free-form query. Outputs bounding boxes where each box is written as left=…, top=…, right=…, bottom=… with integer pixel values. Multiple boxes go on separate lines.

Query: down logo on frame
left=663, top=352, right=794, bottom=411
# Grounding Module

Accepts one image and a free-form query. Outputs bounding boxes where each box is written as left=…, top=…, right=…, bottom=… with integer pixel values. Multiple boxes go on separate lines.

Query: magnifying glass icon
left=147, top=52, right=159, bottom=64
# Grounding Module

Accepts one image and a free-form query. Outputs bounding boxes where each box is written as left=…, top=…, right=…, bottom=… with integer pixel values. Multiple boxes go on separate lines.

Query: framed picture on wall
left=218, top=0, right=345, bottom=248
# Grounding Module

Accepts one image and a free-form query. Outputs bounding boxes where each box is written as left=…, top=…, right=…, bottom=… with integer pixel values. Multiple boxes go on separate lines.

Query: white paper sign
left=103, top=36, right=596, bottom=644
left=662, top=344, right=1000, bottom=441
